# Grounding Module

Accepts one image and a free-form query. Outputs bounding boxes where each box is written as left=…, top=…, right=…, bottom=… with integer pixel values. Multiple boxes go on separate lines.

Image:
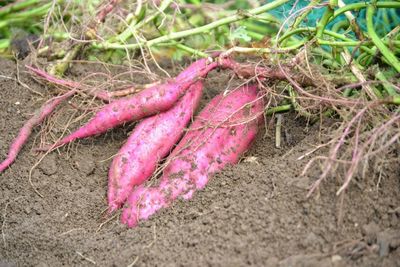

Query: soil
left=0, top=57, right=399, bottom=267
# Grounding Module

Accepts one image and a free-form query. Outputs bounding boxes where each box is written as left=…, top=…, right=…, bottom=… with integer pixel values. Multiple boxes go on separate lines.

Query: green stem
left=288, top=86, right=314, bottom=118
left=322, top=59, right=340, bottom=68
left=278, top=27, right=375, bottom=54
left=96, top=0, right=290, bottom=50
left=241, top=20, right=272, bottom=35
left=0, top=39, right=10, bottom=49
left=313, top=47, right=335, bottom=60
left=225, top=42, right=307, bottom=55
left=48, top=44, right=82, bottom=76
left=112, top=0, right=173, bottom=43
left=319, top=40, right=366, bottom=47
left=265, top=105, right=292, bottom=115
left=291, top=0, right=321, bottom=29
left=3, top=2, right=53, bottom=19
left=343, top=88, right=352, bottom=98
left=332, top=1, right=400, bottom=22
left=0, top=17, right=26, bottom=29
left=155, top=41, right=209, bottom=58
left=357, top=52, right=372, bottom=66
left=246, top=31, right=264, bottom=41
left=151, top=17, right=209, bottom=58
left=329, top=0, right=338, bottom=8
left=331, top=20, right=349, bottom=33
left=134, top=0, right=144, bottom=17
left=337, top=0, right=364, bottom=40
left=252, top=13, right=281, bottom=25
left=0, top=0, right=41, bottom=17
left=391, top=96, right=400, bottom=105
left=315, top=4, right=334, bottom=38
left=279, top=27, right=350, bottom=43
left=366, top=5, right=400, bottom=72
left=175, top=43, right=208, bottom=57
left=317, top=40, right=394, bottom=47
left=376, top=71, right=398, bottom=96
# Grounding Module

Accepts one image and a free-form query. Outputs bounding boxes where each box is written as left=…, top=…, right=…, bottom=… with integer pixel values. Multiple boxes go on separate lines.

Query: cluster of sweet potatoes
left=0, top=57, right=265, bottom=227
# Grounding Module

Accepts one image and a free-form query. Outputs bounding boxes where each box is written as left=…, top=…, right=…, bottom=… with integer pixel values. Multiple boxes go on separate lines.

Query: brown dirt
left=0, top=57, right=399, bottom=267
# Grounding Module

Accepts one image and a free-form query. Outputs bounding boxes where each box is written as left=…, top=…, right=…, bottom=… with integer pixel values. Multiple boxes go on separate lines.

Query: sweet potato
left=39, top=59, right=218, bottom=151
left=121, top=84, right=264, bottom=227
left=0, top=91, right=75, bottom=173
left=108, top=81, right=204, bottom=213
left=175, top=58, right=213, bottom=83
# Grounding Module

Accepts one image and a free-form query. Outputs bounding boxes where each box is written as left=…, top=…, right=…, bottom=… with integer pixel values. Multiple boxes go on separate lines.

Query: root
left=27, top=65, right=161, bottom=101
left=0, top=91, right=74, bottom=173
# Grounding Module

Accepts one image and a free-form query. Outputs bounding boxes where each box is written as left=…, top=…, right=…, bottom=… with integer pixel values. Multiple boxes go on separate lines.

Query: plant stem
left=0, top=17, right=26, bottom=29
left=112, top=0, right=174, bottom=43
left=0, top=39, right=10, bottom=49
left=156, top=42, right=208, bottom=58
left=288, top=86, right=314, bottom=118
left=291, top=0, right=322, bottom=29
left=315, top=3, right=334, bottom=38
left=392, top=96, right=400, bottom=105
left=222, top=42, right=306, bottom=56
left=376, top=71, right=398, bottom=96
left=278, top=27, right=375, bottom=54
left=337, top=0, right=364, bottom=40
left=0, top=0, right=41, bottom=17
left=331, top=20, right=349, bottom=33
left=265, top=105, right=292, bottom=115
left=3, top=2, right=53, bottom=19
left=48, top=44, right=82, bottom=76
left=332, top=1, right=400, bottom=22
left=279, top=27, right=351, bottom=43
left=246, top=31, right=264, bottom=41
left=251, top=13, right=281, bottom=25
left=341, top=48, right=378, bottom=100
left=329, top=0, right=338, bottom=8
left=366, top=4, right=400, bottom=72
left=96, top=0, right=290, bottom=50
left=318, top=40, right=400, bottom=47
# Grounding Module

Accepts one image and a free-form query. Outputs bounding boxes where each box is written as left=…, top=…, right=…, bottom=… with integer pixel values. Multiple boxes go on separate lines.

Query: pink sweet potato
left=40, top=58, right=218, bottom=151
left=0, top=91, right=75, bottom=173
left=108, top=80, right=204, bottom=213
left=175, top=57, right=213, bottom=83
left=121, top=84, right=264, bottom=227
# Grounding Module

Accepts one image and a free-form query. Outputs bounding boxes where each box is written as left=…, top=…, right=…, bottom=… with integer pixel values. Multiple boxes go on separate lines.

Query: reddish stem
left=26, top=65, right=112, bottom=102
left=218, top=57, right=315, bottom=87
left=96, top=0, right=120, bottom=23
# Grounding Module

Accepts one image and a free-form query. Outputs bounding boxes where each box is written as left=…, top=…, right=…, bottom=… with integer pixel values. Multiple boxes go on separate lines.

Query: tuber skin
left=121, top=84, right=264, bottom=227
left=108, top=81, right=204, bottom=213
left=39, top=58, right=218, bottom=151
left=175, top=57, right=214, bottom=84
